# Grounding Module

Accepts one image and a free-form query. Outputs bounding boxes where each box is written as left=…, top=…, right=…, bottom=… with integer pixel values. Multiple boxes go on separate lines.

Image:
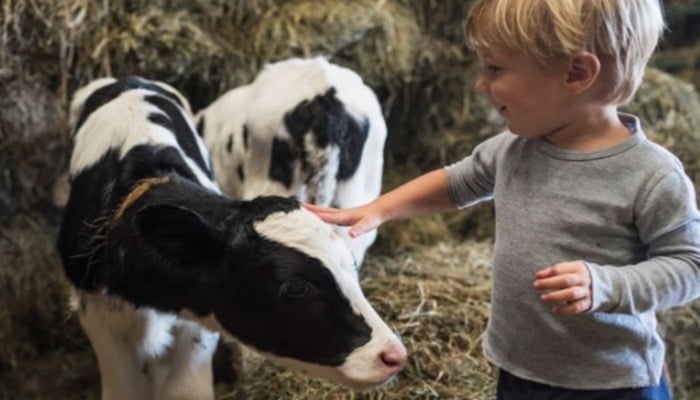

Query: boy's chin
left=507, top=126, right=545, bottom=140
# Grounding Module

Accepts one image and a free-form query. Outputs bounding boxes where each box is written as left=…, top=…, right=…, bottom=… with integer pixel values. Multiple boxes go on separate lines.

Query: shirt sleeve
left=587, top=167, right=700, bottom=314
left=444, top=133, right=508, bottom=209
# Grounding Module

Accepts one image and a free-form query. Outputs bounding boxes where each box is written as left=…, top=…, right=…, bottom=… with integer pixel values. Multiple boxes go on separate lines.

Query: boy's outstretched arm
left=304, top=169, right=455, bottom=237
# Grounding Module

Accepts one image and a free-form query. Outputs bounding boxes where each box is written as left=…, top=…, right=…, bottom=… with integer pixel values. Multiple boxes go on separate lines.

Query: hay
left=659, top=302, right=700, bottom=400
left=248, top=0, right=420, bottom=87
left=0, top=80, right=67, bottom=220
left=0, top=214, right=95, bottom=398
left=623, top=68, right=700, bottom=186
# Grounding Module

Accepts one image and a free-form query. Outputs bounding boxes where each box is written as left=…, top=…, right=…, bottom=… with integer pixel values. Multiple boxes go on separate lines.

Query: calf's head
left=112, top=184, right=406, bottom=389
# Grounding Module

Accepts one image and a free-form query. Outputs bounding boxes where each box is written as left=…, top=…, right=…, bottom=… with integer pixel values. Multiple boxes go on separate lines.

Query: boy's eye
left=478, top=62, right=501, bottom=76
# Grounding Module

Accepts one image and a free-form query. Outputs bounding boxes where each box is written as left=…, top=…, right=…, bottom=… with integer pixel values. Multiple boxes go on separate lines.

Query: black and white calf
left=196, top=57, right=387, bottom=265
left=57, top=76, right=406, bottom=400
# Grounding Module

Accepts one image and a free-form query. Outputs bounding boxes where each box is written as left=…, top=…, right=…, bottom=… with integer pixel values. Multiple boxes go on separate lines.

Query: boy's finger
left=551, top=299, right=591, bottom=315
left=534, top=273, right=585, bottom=291
left=534, top=275, right=566, bottom=290
left=302, top=203, right=335, bottom=213
left=540, top=287, right=587, bottom=303
left=319, top=212, right=355, bottom=225
left=349, top=219, right=374, bottom=237
left=534, top=267, right=555, bottom=278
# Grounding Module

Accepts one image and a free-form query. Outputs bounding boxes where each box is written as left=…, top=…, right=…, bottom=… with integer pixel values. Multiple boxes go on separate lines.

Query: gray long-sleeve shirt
left=445, top=113, right=700, bottom=389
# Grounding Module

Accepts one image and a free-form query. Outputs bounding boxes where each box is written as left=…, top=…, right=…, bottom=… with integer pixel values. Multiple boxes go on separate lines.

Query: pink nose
left=379, top=344, right=408, bottom=371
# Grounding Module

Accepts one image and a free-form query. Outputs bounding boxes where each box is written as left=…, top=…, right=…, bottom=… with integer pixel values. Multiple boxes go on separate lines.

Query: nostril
left=380, top=349, right=407, bottom=369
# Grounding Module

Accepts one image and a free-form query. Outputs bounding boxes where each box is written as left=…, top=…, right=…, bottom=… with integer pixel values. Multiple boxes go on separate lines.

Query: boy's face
left=474, top=45, right=574, bottom=140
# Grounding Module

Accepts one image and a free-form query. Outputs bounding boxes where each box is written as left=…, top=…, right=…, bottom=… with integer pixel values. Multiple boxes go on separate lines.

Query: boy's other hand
left=302, top=203, right=381, bottom=238
left=534, top=261, right=592, bottom=315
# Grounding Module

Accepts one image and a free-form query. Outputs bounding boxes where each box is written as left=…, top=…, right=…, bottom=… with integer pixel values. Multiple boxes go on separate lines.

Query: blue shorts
left=497, top=369, right=672, bottom=400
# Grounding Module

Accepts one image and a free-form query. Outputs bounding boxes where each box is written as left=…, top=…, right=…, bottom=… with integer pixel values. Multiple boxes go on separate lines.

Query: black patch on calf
left=105, top=192, right=299, bottom=314
left=57, top=145, right=205, bottom=290
left=284, top=92, right=329, bottom=148
left=283, top=88, right=369, bottom=181
left=74, top=75, right=185, bottom=133
left=226, top=134, right=233, bottom=153
left=134, top=203, right=226, bottom=269
left=283, top=88, right=345, bottom=148
left=336, top=116, right=369, bottom=180
left=114, top=145, right=200, bottom=195
left=242, top=124, right=250, bottom=150
left=196, top=116, right=205, bottom=138
left=209, top=230, right=372, bottom=365
left=99, top=176, right=238, bottom=314
left=145, top=95, right=212, bottom=179
left=269, top=138, right=297, bottom=189
left=57, top=149, right=121, bottom=289
left=237, top=164, right=245, bottom=182
left=235, top=195, right=300, bottom=218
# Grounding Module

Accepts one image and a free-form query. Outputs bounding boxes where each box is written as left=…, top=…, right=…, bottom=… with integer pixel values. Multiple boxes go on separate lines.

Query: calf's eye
left=279, top=280, right=315, bottom=299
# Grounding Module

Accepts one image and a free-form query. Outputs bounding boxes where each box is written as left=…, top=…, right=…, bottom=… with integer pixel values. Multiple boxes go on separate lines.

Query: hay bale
left=622, top=68, right=700, bottom=186
left=0, top=214, right=96, bottom=398
left=0, top=80, right=67, bottom=220
left=248, top=0, right=421, bottom=87
left=66, top=1, right=238, bottom=109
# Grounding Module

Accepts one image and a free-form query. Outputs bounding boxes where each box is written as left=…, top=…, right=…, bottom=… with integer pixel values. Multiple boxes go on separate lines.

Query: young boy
left=306, top=0, right=700, bottom=398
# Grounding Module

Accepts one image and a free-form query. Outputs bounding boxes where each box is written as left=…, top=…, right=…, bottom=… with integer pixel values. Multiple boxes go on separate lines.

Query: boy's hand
left=302, top=203, right=381, bottom=238
left=534, top=261, right=592, bottom=315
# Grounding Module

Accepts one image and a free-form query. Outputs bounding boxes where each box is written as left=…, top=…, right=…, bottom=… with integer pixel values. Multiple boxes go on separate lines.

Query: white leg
left=76, top=292, right=154, bottom=400
left=153, top=321, right=219, bottom=400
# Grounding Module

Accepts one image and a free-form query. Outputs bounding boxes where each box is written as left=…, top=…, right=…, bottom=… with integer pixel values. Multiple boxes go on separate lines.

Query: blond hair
left=464, top=0, right=665, bottom=104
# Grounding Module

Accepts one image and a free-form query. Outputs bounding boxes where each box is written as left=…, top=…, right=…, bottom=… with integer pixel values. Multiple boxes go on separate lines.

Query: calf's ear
left=133, top=203, right=225, bottom=265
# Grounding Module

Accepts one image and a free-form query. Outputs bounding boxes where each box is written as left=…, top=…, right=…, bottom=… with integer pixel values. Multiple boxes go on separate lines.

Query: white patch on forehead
left=254, top=208, right=356, bottom=274
left=253, top=208, right=392, bottom=329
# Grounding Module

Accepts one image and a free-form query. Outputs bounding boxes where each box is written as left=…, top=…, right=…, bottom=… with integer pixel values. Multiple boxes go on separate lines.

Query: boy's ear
left=565, top=51, right=601, bottom=93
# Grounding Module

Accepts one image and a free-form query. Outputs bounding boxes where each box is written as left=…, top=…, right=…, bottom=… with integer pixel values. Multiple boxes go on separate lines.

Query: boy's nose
left=474, top=75, right=487, bottom=93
